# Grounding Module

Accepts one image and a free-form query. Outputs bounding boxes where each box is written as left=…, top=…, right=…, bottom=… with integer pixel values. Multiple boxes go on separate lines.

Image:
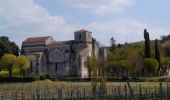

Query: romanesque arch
left=48, top=49, right=65, bottom=63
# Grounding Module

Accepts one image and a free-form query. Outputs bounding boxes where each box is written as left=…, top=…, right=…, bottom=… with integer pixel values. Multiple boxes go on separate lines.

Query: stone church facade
left=22, top=29, right=107, bottom=78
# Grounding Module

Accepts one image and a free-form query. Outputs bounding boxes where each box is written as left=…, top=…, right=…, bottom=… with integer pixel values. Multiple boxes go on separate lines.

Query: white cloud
left=0, top=0, right=168, bottom=47
left=0, top=0, right=76, bottom=46
left=65, top=0, right=136, bottom=15
left=85, top=18, right=168, bottom=46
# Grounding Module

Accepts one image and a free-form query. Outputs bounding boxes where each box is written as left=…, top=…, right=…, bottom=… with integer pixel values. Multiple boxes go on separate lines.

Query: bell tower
left=74, top=29, right=92, bottom=43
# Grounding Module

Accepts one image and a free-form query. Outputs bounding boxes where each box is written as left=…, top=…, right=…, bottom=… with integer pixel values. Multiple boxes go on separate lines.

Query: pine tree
left=144, top=29, right=151, bottom=58
left=110, top=37, right=116, bottom=51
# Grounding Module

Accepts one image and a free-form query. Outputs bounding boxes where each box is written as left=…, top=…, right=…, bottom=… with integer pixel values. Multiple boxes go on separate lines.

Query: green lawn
left=0, top=69, right=20, bottom=77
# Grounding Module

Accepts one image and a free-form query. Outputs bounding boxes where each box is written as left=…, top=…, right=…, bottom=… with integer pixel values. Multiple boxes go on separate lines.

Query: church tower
left=74, top=29, right=92, bottom=43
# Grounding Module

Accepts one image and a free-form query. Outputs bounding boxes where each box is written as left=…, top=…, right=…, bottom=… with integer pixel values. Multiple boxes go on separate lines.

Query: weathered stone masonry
left=22, top=29, right=107, bottom=78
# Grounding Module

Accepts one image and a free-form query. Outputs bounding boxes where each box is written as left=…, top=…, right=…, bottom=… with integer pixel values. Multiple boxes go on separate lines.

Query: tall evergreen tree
left=144, top=29, right=151, bottom=58
left=110, top=37, right=116, bottom=51
left=155, top=39, right=161, bottom=70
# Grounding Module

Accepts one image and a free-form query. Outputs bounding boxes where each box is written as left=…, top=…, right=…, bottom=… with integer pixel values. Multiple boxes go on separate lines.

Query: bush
left=144, top=58, right=159, bottom=73
left=0, top=76, right=40, bottom=82
left=45, top=74, right=51, bottom=79
left=40, top=75, right=46, bottom=80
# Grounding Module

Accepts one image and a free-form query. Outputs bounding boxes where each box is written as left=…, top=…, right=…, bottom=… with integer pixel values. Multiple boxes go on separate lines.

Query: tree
left=162, top=41, right=170, bottom=57
left=144, top=58, right=159, bottom=76
left=161, top=57, right=170, bottom=68
left=155, top=39, right=161, bottom=70
left=14, top=55, right=29, bottom=75
left=0, top=54, right=16, bottom=78
left=127, top=52, right=143, bottom=78
left=110, top=37, right=116, bottom=51
left=161, top=34, right=170, bottom=43
left=0, top=36, right=19, bottom=58
left=144, top=29, right=151, bottom=58
left=84, top=55, right=97, bottom=78
left=161, top=57, right=170, bottom=75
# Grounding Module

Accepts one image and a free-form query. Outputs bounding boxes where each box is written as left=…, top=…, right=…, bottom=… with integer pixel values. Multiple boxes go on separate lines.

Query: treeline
left=84, top=29, right=170, bottom=80
left=107, top=29, right=170, bottom=79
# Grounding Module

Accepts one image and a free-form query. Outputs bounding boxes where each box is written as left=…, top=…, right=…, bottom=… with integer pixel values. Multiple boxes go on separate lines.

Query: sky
left=0, top=0, right=170, bottom=47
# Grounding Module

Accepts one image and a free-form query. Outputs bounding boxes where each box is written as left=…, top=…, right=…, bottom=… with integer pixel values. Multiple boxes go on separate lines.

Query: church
left=21, top=29, right=107, bottom=78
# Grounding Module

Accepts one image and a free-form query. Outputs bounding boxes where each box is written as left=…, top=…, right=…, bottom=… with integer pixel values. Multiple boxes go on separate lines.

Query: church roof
left=48, top=40, right=72, bottom=45
left=23, top=36, right=51, bottom=43
left=75, top=29, right=92, bottom=33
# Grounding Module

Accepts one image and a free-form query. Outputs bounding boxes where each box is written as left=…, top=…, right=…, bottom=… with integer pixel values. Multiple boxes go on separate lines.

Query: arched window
left=79, top=34, right=81, bottom=39
left=55, top=63, right=58, bottom=71
left=30, top=61, right=33, bottom=72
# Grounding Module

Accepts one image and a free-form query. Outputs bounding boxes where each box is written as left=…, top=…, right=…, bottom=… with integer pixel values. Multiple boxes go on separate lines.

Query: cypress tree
left=110, top=37, right=116, bottom=51
left=144, top=29, right=151, bottom=58
left=155, top=39, right=161, bottom=70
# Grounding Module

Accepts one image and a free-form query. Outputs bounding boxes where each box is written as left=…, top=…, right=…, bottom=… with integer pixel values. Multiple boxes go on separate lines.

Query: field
left=0, top=80, right=169, bottom=99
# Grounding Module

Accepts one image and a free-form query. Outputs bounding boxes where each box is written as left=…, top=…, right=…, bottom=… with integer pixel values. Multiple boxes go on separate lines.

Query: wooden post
left=59, top=89, right=63, bottom=100
left=76, top=89, right=79, bottom=99
left=167, top=83, right=169, bottom=100
left=149, top=85, right=151, bottom=98
left=139, top=84, right=142, bottom=100
left=84, top=87, right=86, bottom=100
left=127, top=81, right=134, bottom=97
left=71, top=89, right=73, bottom=100
left=118, top=85, right=121, bottom=98
left=32, top=93, right=35, bottom=100
left=22, top=91, right=24, bottom=100
left=124, top=85, right=127, bottom=99
left=95, top=84, right=99, bottom=100
left=160, top=83, right=163, bottom=99
left=154, top=86, right=157, bottom=98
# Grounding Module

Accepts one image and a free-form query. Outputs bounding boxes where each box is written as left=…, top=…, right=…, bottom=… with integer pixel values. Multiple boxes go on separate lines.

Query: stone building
left=22, top=29, right=107, bottom=78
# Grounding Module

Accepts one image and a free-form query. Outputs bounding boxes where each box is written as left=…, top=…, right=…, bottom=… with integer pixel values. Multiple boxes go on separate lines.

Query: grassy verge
left=0, top=69, right=20, bottom=77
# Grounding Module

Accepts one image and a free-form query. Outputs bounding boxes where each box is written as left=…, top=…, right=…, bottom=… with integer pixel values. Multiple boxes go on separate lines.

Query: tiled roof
left=48, top=40, right=71, bottom=45
left=75, top=29, right=91, bottom=33
left=23, top=36, right=51, bottom=43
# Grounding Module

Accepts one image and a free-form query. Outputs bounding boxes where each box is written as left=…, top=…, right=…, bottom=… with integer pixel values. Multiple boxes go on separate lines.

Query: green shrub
left=144, top=58, right=159, bottom=72
left=40, top=75, right=46, bottom=80
left=0, top=76, right=40, bottom=82
left=45, top=74, right=51, bottom=79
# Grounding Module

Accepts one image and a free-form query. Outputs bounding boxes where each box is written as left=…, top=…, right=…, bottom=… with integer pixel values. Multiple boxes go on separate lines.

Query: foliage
left=162, top=41, right=170, bottom=57
left=155, top=39, right=161, bottom=64
left=144, top=58, right=159, bottom=73
left=161, top=34, right=170, bottom=43
left=0, top=54, right=16, bottom=77
left=110, top=37, right=116, bottom=51
left=84, top=55, right=97, bottom=78
left=0, top=76, right=40, bottom=82
left=127, top=52, right=143, bottom=73
left=0, top=69, right=20, bottom=77
left=144, top=29, right=151, bottom=58
left=14, top=55, right=29, bottom=70
left=0, top=36, right=19, bottom=58
left=161, top=57, right=170, bottom=68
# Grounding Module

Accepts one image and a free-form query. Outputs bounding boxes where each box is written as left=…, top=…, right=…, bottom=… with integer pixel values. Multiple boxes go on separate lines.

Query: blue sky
left=0, top=0, right=170, bottom=47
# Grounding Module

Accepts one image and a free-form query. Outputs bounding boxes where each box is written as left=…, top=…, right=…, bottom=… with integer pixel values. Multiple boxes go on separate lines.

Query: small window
left=36, top=63, right=39, bottom=66
left=30, top=61, right=33, bottom=72
left=36, top=63, right=39, bottom=73
left=79, top=34, right=81, bottom=39
left=88, top=34, right=91, bottom=38
left=55, top=63, right=58, bottom=71
left=65, top=49, right=69, bottom=53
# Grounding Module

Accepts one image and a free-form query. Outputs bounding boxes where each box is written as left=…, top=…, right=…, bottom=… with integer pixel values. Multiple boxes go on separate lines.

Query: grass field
left=0, top=80, right=169, bottom=99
